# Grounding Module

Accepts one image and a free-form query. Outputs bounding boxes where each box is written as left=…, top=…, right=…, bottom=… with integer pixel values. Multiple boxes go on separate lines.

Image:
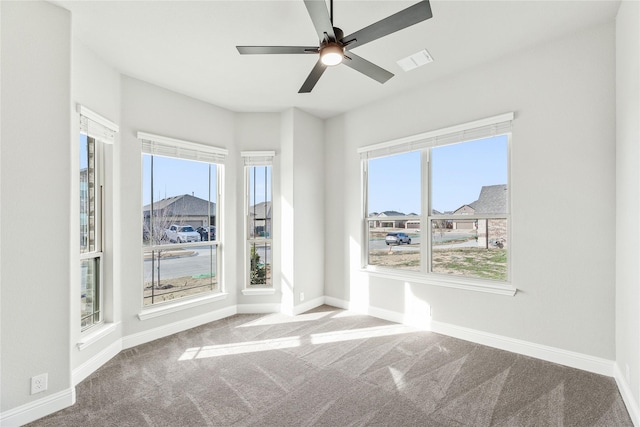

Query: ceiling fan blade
left=304, top=0, right=335, bottom=42
left=342, top=52, right=393, bottom=84
left=237, top=46, right=318, bottom=55
left=342, top=0, right=432, bottom=50
left=299, top=60, right=327, bottom=93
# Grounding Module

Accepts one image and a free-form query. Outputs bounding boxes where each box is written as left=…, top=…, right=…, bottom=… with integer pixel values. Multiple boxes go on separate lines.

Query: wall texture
left=615, top=0, right=640, bottom=421
left=1, top=0, right=72, bottom=412
left=325, top=22, right=617, bottom=359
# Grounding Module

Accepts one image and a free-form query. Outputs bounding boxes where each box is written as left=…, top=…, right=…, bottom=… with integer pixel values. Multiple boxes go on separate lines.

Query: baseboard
left=323, top=296, right=406, bottom=324
left=323, top=296, right=349, bottom=310
left=430, top=321, right=614, bottom=376
left=122, top=305, right=237, bottom=350
left=614, top=363, right=640, bottom=426
left=0, top=387, right=75, bottom=427
left=293, top=296, right=325, bottom=315
left=72, top=339, right=123, bottom=386
left=237, top=303, right=281, bottom=313
left=323, top=297, right=614, bottom=377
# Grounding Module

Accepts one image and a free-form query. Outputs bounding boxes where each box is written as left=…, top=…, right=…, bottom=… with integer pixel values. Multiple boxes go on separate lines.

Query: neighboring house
left=143, top=194, right=216, bottom=236
left=369, top=211, right=406, bottom=229
left=451, top=204, right=476, bottom=230
left=249, top=201, right=272, bottom=237
left=471, top=184, right=508, bottom=248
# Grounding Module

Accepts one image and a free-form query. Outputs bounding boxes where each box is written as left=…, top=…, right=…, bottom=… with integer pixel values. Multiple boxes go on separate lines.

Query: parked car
left=164, top=224, right=201, bottom=243
left=385, top=232, right=411, bottom=245
left=196, top=226, right=216, bottom=241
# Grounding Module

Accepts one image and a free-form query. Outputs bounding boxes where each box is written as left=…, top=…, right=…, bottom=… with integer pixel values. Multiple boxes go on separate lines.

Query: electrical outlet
left=300, top=292, right=305, bottom=302
left=31, top=373, right=48, bottom=395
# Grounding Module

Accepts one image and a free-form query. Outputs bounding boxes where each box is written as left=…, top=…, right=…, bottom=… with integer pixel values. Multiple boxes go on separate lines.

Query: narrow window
left=79, top=106, right=118, bottom=331
left=242, top=151, right=275, bottom=288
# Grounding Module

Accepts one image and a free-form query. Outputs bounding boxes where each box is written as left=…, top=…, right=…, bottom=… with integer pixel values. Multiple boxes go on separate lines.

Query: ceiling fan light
left=320, top=44, right=343, bottom=66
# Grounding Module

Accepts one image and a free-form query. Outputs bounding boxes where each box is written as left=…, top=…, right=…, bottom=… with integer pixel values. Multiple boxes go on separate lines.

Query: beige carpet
left=29, top=305, right=632, bottom=426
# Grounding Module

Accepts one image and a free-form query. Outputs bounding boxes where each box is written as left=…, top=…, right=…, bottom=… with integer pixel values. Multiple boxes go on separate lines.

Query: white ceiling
left=54, top=0, right=620, bottom=119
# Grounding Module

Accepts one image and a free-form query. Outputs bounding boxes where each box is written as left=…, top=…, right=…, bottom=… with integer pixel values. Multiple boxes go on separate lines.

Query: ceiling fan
left=236, top=0, right=433, bottom=93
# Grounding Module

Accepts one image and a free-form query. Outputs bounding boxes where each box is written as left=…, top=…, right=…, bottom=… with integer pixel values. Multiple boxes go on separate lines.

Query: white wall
left=119, top=76, right=237, bottom=336
left=292, top=109, right=325, bottom=308
left=279, top=109, right=325, bottom=313
left=325, top=22, right=616, bottom=359
left=1, top=0, right=73, bottom=412
left=234, top=112, right=282, bottom=306
left=615, top=0, right=640, bottom=422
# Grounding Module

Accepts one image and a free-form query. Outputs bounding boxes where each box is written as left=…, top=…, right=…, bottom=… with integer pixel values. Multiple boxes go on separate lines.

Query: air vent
left=397, top=49, right=434, bottom=72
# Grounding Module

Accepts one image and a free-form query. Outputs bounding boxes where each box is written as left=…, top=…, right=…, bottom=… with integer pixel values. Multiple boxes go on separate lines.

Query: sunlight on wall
left=403, top=282, right=432, bottom=329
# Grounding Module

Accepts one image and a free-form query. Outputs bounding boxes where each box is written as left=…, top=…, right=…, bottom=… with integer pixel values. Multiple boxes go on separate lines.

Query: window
left=140, top=132, right=227, bottom=306
left=242, top=151, right=274, bottom=288
left=79, top=105, right=118, bottom=331
left=361, top=113, right=512, bottom=289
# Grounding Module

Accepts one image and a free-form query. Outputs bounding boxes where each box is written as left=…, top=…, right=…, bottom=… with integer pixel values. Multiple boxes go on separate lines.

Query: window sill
left=362, top=267, right=517, bottom=296
left=241, top=288, right=276, bottom=296
left=77, top=322, right=120, bottom=351
left=138, top=292, right=229, bottom=321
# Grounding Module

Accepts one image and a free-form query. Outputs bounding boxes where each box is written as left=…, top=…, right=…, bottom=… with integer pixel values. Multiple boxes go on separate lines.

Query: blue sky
left=143, top=155, right=217, bottom=206
left=141, top=135, right=507, bottom=213
left=143, top=158, right=271, bottom=207
left=368, top=135, right=508, bottom=214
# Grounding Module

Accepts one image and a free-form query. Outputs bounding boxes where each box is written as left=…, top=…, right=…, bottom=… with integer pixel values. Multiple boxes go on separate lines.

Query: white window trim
left=360, top=113, right=515, bottom=295
left=77, top=322, right=120, bottom=351
left=242, top=151, right=275, bottom=290
left=140, top=132, right=226, bottom=308
left=138, top=293, right=229, bottom=321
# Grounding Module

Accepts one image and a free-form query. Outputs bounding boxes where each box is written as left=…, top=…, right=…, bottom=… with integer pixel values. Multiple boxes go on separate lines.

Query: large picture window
left=242, top=151, right=274, bottom=288
left=361, top=114, right=512, bottom=289
left=141, top=133, right=226, bottom=306
left=79, top=105, right=118, bottom=331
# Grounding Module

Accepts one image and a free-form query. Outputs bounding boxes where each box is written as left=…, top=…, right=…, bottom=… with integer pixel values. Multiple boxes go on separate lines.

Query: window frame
left=360, top=114, right=516, bottom=296
left=139, top=132, right=227, bottom=308
left=80, top=134, right=104, bottom=331
left=241, top=151, right=275, bottom=292
left=78, top=104, right=118, bottom=332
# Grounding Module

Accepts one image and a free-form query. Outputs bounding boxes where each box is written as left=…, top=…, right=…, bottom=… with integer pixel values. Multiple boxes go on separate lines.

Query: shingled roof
left=471, top=184, right=507, bottom=214
left=143, top=194, right=216, bottom=216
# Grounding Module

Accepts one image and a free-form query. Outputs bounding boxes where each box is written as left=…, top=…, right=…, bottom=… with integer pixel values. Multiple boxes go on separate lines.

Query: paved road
left=144, top=245, right=217, bottom=281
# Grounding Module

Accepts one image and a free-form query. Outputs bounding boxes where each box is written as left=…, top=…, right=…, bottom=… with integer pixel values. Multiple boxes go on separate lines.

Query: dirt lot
left=144, top=275, right=217, bottom=306
left=369, top=247, right=507, bottom=281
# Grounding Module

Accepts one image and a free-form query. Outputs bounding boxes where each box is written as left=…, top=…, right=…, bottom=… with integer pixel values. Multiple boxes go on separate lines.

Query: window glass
left=363, top=134, right=510, bottom=283
left=143, top=154, right=219, bottom=306
left=367, top=151, right=421, bottom=216
left=431, top=136, right=508, bottom=215
left=80, top=134, right=95, bottom=253
left=247, top=165, right=272, bottom=287
left=80, top=134, right=101, bottom=330
left=367, top=151, right=421, bottom=271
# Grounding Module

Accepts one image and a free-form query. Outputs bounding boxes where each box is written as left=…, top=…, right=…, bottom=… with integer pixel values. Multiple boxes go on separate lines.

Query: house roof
left=471, top=184, right=507, bottom=214
left=378, top=211, right=405, bottom=217
left=143, top=194, right=216, bottom=216
left=249, top=201, right=272, bottom=219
